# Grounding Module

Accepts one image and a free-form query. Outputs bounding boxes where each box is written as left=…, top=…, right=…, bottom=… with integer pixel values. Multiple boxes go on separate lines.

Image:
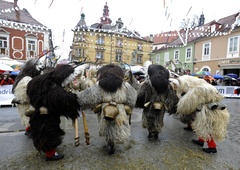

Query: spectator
left=0, top=71, right=14, bottom=85
left=0, top=73, right=3, bottom=82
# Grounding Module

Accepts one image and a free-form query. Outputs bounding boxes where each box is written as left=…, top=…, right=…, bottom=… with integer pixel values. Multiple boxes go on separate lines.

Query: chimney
left=14, top=0, right=17, bottom=8
left=14, top=0, right=20, bottom=21
left=149, top=34, right=153, bottom=42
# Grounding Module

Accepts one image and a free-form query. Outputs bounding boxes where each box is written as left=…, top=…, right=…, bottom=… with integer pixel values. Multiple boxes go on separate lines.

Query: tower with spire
left=100, top=2, right=112, bottom=25
left=199, top=12, right=205, bottom=26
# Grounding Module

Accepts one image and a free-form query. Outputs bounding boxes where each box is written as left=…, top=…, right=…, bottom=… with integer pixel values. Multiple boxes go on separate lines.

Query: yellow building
left=70, top=2, right=152, bottom=65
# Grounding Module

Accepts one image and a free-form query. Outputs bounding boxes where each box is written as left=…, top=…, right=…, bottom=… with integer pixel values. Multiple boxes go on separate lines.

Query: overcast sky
left=10, top=0, right=240, bottom=56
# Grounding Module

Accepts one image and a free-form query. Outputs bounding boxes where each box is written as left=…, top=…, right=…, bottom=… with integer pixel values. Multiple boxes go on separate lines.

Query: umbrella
left=130, top=65, right=144, bottom=72
left=132, top=70, right=144, bottom=76
left=226, top=73, right=238, bottom=79
left=196, top=70, right=211, bottom=76
left=0, top=63, right=14, bottom=72
left=190, top=73, right=204, bottom=78
left=10, top=70, right=20, bottom=76
left=11, top=64, right=22, bottom=70
left=191, top=73, right=199, bottom=76
left=223, top=75, right=237, bottom=81
left=213, top=74, right=223, bottom=79
left=0, top=57, right=23, bottom=66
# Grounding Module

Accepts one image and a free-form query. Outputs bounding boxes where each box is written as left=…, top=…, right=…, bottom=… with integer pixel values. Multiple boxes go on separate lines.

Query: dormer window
left=236, top=13, right=240, bottom=25
left=211, top=24, right=216, bottom=33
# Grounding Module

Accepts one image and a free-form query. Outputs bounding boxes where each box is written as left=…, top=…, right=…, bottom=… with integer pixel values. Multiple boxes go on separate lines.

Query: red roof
left=0, top=0, right=46, bottom=27
left=152, top=30, right=179, bottom=45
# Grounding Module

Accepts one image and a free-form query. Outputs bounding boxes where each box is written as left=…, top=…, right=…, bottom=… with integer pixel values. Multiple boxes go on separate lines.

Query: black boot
left=46, top=152, right=64, bottom=161
left=24, top=130, right=32, bottom=138
left=107, top=144, right=115, bottom=155
left=202, top=148, right=217, bottom=154
left=148, top=132, right=154, bottom=139
left=192, top=139, right=204, bottom=147
left=183, top=126, right=193, bottom=131
left=154, top=132, right=159, bottom=139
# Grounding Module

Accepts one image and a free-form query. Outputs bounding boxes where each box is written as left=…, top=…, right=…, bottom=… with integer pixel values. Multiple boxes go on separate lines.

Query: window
left=96, top=51, right=104, bottom=60
left=137, top=43, right=143, bottom=51
left=164, top=52, right=169, bottom=64
left=174, top=50, right=179, bottom=61
left=202, top=42, right=211, bottom=60
left=116, top=39, right=123, bottom=47
left=76, top=48, right=85, bottom=58
left=96, top=36, right=104, bottom=45
left=75, top=34, right=84, bottom=42
left=211, top=24, right=216, bottom=33
left=185, top=47, right=192, bottom=62
left=156, top=54, right=160, bottom=64
left=26, top=38, right=37, bottom=58
left=115, top=52, right=122, bottom=61
left=228, top=36, right=239, bottom=53
left=136, top=55, right=142, bottom=64
left=0, top=36, right=9, bottom=56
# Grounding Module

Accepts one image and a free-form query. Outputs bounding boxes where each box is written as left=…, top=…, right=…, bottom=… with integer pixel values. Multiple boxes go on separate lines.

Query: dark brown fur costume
left=27, top=65, right=81, bottom=153
left=136, top=64, right=179, bottom=139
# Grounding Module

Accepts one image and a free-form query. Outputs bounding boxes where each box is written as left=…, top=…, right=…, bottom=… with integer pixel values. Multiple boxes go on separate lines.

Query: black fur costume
left=27, top=64, right=81, bottom=153
left=135, top=64, right=179, bottom=139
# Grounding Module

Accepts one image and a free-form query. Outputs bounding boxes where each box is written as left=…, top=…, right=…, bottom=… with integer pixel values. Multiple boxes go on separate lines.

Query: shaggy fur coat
left=27, top=64, right=85, bottom=152
left=76, top=64, right=137, bottom=144
left=171, top=75, right=230, bottom=141
left=135, top=64, right=179, bottom=136
left=12, top=58, right=45, bottom=128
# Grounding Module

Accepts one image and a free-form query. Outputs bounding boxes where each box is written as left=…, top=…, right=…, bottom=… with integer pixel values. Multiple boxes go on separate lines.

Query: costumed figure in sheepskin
left=171, top=75, right=230, bottom=153
left=26, top=64, right=86, bottom=161
left=135, top=64, right=179, bottom=140
left=76, top=64, right=137, bottom=155
left=12, top=58, right=46, bottom=137
left=123, top=68, right=141, bottom=90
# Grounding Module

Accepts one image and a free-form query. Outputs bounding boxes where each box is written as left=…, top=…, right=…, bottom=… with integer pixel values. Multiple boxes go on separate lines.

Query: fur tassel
left=192, top=105, right=230, bottom=141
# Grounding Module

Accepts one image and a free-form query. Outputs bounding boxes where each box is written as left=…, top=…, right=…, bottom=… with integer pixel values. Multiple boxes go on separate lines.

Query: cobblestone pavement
left=223, top=98, right=240, bottom=146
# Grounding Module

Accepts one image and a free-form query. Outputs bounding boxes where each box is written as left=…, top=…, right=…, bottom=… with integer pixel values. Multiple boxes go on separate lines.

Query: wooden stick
left=74, top=118, right=80, bottom=147
left=82, top=110, right=90, bottom=145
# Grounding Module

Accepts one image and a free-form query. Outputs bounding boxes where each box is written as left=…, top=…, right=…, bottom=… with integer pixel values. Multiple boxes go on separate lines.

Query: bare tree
left=179, top=14, right=199, bottom=29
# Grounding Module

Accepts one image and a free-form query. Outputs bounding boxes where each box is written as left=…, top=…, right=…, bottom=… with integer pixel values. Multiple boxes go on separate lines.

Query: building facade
left=151, top=12, right=240, bottom=78
left=194, top=12, right=240, bottom=76
left=0, top=0, right=50, bottom=61
left=70, top=2, right=152, bottom=65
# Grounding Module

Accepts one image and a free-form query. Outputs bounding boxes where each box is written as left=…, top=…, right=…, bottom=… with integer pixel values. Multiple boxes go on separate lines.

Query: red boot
left=24, top=126, right=32, bottom=138
left=45, top=149, right=64, bottom=161
left=202, top=138, right=217, bottom=153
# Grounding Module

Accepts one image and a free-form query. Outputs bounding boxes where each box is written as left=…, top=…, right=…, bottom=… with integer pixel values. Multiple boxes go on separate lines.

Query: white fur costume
left=171, top=75, right=230, bottom=141
left=13, top=76, right=32, bottom=127
left=12, top=58, right=45, bottom=129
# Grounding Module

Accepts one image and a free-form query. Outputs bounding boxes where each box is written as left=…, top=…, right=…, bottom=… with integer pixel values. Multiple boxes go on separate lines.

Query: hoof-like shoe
left=46, top=152, right=64, bottom=161
left=192, top=139, right=204, bottom=147
left=154, top=133, right=159, bottom=139
left=108, top=145, right=115, bottom=155
left=183, top=126, right=193, bottom=131
left=148, top=132, right=154, bottom=139
left=25, top=130, right=32, bottom=138
left=202, top=148, right=217, bottom=154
